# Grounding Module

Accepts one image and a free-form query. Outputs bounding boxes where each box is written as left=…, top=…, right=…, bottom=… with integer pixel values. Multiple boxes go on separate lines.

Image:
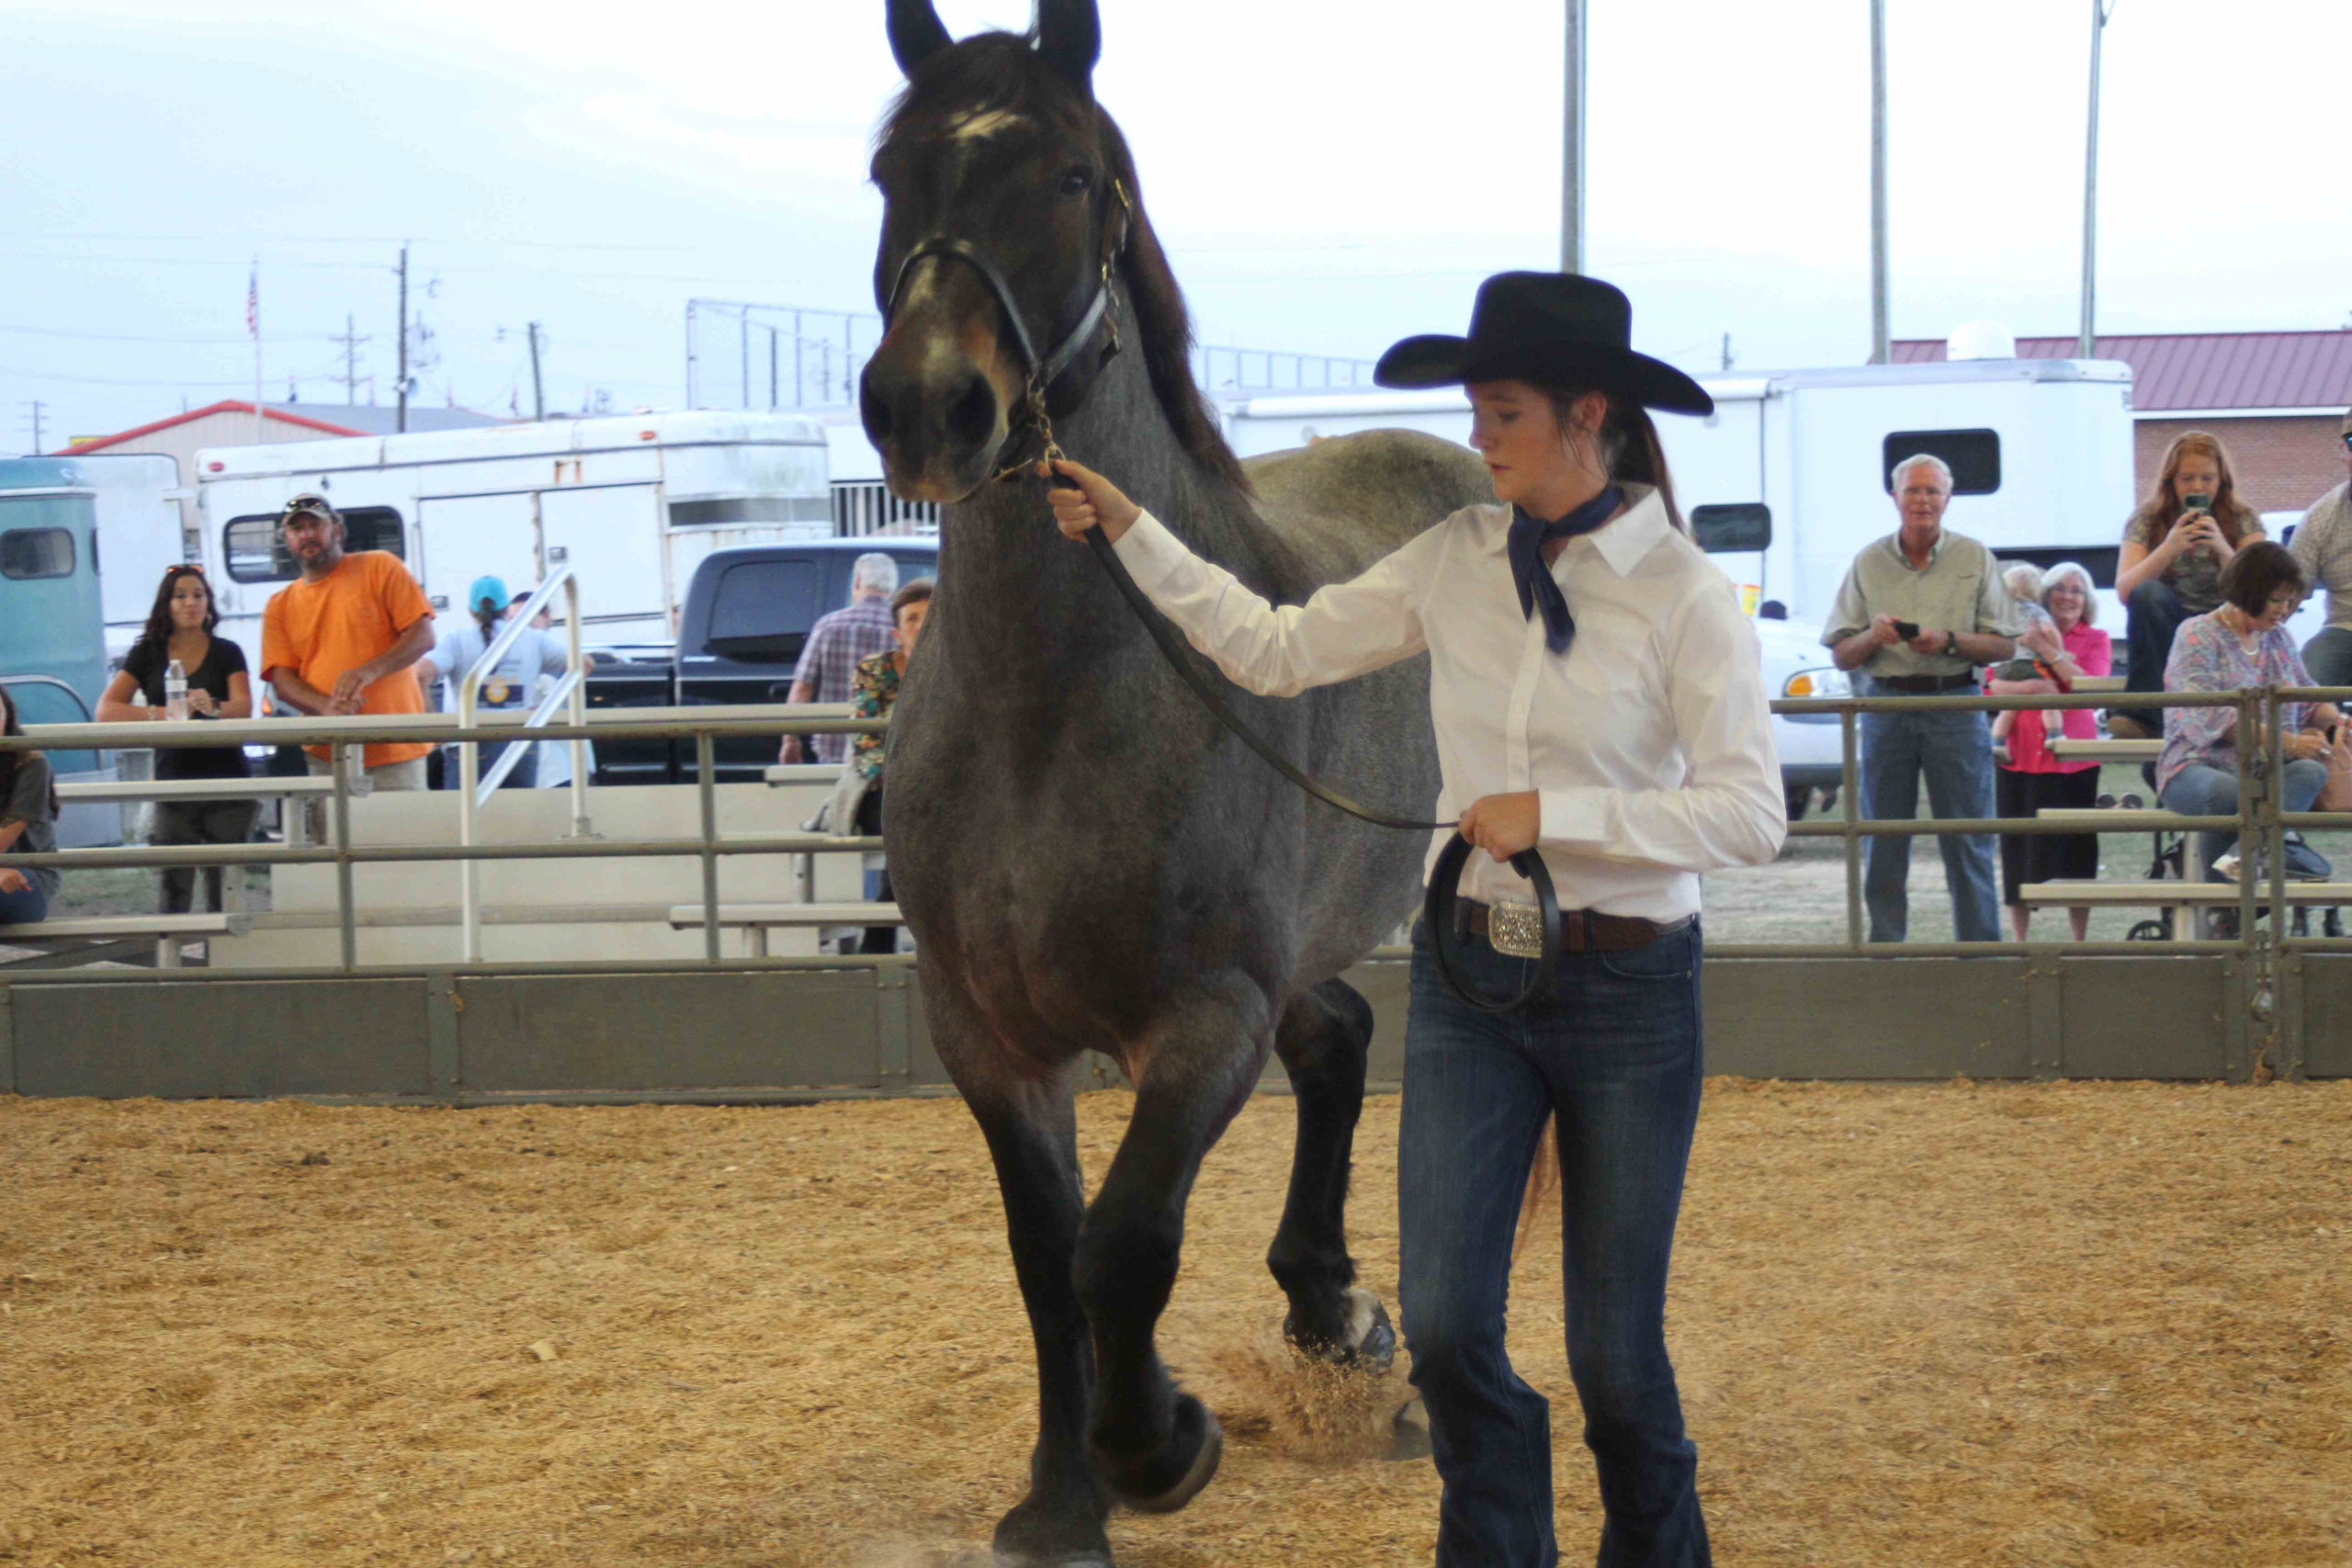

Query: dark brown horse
left=860, top=3, right=1491, bottom=1562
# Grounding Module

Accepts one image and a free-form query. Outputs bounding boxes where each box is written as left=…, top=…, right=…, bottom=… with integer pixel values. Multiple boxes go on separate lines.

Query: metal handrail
left=455, top=570, right=586, bottom=961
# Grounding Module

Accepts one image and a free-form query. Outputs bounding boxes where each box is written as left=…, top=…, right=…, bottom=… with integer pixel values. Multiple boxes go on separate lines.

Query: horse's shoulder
left=1240, top=428, right=1494, bottom=582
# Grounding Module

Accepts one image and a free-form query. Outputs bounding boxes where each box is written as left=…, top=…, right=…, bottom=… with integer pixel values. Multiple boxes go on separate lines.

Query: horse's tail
left=1512, top=1116, right=1561, bottom=1263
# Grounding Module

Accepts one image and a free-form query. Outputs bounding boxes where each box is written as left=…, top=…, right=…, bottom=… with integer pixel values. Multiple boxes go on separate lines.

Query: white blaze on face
left=945, top=107, right=1025, bottom=141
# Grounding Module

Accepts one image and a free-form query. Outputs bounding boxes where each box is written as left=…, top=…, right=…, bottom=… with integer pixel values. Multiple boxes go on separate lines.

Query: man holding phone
left=2288, top=405, right=2352, bottom=692
left=1822, top=454, right=2020, bottom=943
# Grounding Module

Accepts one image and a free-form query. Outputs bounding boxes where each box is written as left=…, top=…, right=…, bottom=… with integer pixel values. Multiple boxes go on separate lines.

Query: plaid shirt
left=795, top=597, right=897, bottom=763
left=2289, top=482, right=2352, bottom=632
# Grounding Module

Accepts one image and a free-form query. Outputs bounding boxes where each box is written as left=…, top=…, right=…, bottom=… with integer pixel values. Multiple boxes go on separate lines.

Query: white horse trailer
left=24, top=452, right=191, bottom=663
left=191, top=412, right=831, bottom=672
left=1222, top=358, right=2143, bottom=808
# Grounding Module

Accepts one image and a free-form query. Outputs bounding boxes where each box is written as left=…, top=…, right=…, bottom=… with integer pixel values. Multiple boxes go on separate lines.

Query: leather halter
left=879, top=177, right=1132, bottom=473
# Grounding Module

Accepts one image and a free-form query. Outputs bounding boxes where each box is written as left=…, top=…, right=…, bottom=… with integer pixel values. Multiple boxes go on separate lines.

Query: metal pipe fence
left=5, top=686, right=2347, bottom=982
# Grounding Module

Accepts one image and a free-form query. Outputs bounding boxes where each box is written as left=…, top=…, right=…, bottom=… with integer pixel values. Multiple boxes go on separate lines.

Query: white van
left=191, top=412, right=831, bottom=675
left=1221, top=356, right=2143, bottom=813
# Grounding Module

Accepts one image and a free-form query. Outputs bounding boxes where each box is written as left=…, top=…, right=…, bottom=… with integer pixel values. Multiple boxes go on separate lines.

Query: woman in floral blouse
left=849, top=578, right=932, bottom=954
left=2157, top=544, right=2342, bottom=912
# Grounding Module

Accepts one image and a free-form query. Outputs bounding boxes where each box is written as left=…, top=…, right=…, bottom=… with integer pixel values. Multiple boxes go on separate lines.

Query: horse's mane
left=878, top=33, right=1249, bottom=495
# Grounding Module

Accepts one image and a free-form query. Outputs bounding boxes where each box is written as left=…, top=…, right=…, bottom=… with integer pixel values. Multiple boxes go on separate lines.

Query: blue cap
left=468, top=575, right=510, bottom=615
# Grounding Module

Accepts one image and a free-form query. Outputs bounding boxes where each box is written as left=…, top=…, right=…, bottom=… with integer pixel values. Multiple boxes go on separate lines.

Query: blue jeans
left=1860, top=697, right=2002, bottom=942
left=0, top=879, right=48, bottom=923
left=1399, top=918, right=1711, bottom=1568
left=2157, top=759, right=2328, bottom=880
left=2302, top=626, right=2352, bottom=692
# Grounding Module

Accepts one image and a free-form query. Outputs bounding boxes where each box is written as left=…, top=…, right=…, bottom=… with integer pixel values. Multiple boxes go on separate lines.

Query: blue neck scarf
left=1508, top=485, right=1623, bottom=655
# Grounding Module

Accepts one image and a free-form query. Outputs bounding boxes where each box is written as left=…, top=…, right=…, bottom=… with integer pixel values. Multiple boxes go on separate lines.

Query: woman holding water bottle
left=98, top=565, right=255, bottom=914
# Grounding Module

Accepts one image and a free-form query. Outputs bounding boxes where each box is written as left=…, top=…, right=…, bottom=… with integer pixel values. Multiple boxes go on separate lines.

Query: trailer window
left=670, top=496, right=833, bottom=528
left=1883, top=431, right=2000, bottom=495
left=706, top=558, right=825, bottom=663
left=222, top=506, right=408, bottom=582
left=0, top=527, right=75, bottom=579
left=1690, top=503, right=1771, bottom=554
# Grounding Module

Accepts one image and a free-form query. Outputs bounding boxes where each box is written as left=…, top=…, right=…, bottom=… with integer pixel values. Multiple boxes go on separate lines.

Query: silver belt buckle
left=1486, top=900, right=1545, bottom=959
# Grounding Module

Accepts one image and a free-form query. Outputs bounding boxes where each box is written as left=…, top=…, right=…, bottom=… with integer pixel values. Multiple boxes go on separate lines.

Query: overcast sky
left=6, top=0, right=2348, bottom=451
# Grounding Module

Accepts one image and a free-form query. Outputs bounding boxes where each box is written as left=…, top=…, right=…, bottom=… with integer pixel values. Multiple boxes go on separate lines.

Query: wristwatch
left=1942, top=629, right=1960, bottom=659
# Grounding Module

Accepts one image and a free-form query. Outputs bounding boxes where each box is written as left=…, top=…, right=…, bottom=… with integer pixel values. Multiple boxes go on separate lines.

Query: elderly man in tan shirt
left=1822, top=453, right=2019, bottom=943
left=2289, top=406, right=2352, bottom=691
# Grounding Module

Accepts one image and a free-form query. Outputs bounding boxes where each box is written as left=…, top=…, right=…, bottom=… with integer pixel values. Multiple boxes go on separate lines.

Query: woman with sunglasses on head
left=97, top=565, right=255, bottom=914
left=1046, top=273, right=1785, bottom=1568
left=0, top=684, right=62, bottom=924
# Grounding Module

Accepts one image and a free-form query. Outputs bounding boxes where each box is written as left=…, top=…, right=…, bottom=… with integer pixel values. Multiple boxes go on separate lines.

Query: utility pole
left=23, top=400, right=44, bottom=455
left=1561, top=0, right=1587, bottom=274
left=1869, top=0, right=1890, bottom=364
left=395, top=244, right=411, bottom=434
left=2079, top=0, right=2117, bottom=357
left=330, top=313, right=370, bottom=406
left=1721, top=333, right=1734, bottom=371
left=527, top=322, right=546, bottom=421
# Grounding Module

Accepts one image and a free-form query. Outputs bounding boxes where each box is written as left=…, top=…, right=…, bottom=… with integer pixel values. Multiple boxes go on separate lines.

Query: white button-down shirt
left=1112, top=483, right=1787, bottom=921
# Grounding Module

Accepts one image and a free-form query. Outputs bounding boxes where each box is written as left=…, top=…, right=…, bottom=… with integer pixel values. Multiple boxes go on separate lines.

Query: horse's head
left=863, top=0, right=1197, bottom=505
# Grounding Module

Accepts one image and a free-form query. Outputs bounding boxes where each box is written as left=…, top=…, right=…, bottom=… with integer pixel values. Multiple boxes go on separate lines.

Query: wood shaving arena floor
left=2, top=1080, right=2347, bottom=1566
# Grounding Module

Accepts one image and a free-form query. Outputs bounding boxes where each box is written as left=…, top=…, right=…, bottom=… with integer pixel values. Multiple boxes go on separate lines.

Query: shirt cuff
left=1111, top=511, right=1193, bottom=595
left=1536, top=787, right=1611, bottom=854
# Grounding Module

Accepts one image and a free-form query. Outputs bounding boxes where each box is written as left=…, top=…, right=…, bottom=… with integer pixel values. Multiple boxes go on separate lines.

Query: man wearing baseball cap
left=423, top=575, right=570, bottom=790
left=260, top=492, right=437, bottom=792
left=2289, top=405, right=2352, bottom=691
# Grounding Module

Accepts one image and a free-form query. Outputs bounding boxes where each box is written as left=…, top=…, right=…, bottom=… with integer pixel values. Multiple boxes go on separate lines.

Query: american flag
left=245, top=263, right=258, bottom=338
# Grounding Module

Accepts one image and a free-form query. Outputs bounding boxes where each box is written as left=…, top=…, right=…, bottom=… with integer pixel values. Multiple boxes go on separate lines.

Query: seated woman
left=2111, top=431, right=2264, bottom=739
left=1987, top=561, right=2111, bottom=941
left=0, top=684, right=62, bottom=925
left=96, top=565, right=255, bottom=914
left=2155, top=543, right=2342, bottom=931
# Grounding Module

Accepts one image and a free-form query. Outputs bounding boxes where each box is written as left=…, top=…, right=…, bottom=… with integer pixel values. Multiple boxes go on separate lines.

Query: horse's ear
left=887, top=0, right=953, bottom=76
left=1035, top=0, right=1101, bottom=92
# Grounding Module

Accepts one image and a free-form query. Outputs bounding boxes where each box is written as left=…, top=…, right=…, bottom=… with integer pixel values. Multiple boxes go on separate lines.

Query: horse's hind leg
left=1266, top=976, right=1396, bottom=1370
left=958, top=1061, right=1113, bottom=1566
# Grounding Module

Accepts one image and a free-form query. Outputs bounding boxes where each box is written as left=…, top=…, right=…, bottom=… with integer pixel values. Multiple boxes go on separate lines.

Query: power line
left=0, top=321, right=342, bottom=345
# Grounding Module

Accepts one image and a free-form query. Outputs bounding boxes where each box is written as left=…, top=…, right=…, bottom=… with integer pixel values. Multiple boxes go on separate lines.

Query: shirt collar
left=1883, top=527, right=1944, bottom=569
left=1544, top=483, right=1671, bottom=578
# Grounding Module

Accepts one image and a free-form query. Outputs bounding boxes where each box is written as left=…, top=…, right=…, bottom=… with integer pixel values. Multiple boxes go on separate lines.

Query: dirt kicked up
left=3, top=1079, right=2347, bottom=1567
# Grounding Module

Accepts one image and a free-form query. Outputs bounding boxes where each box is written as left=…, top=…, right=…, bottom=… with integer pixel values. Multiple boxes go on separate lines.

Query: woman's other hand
left=2287, top=729, right=2332, bottom=763
left=187, top=689, right=218, bottom=717
left=1460, top=792, right=1541, bottom=863
left=0, top=868, right=28, bottom=895
left=1043, top=458, right=1142, bottom=544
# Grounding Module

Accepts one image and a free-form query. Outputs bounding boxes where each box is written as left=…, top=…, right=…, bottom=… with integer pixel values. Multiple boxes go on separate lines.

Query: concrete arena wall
left=6, top=952, right=2345, bottom=1101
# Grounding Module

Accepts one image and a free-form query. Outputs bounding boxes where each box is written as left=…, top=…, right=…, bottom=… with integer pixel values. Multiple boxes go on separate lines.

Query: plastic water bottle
left=164, top=659, right=189, bottom=721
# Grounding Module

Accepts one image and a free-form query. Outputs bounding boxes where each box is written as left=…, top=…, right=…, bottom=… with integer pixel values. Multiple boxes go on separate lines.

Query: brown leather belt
left=1461, top=899, right=1691, bottom=957
left=1873, top=671, right=1977, bottom=694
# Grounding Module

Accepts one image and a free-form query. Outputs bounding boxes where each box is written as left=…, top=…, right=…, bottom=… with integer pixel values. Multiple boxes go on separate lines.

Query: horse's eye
left=1059, top=168, right=1091, bottom=196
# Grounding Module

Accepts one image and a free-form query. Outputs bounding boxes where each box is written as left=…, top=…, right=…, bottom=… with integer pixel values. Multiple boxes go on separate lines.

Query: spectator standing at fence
left=260, top=494, right=437, bottom=792
left=1985, top=562, right=2110, bottom=942
left=1987, top=561, right=2060, bottom=756
left=2289, top=406, right=2352, bottom=690
left=1823, top=454, right=2019, bottom=943
left=846, top=578, right=933, bottom=955
left=2110, top=433, right=2265, bottom=739
left=781, top=554, right=899, bottom=766
left=0, top=685, right=60, bottom=925
left=424, top=577, right=569, bottom=791
left=2155, top=544, right=2342, bottom=932
left=96, top=565, right=255, bottom=914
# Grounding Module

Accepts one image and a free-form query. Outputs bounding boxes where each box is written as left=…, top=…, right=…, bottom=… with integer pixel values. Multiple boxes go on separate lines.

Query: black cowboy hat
left=1374, top=271, right=1713, bottom=415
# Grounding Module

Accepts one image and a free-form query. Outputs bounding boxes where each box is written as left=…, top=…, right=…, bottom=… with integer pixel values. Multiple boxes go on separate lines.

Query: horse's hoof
left=1285, top=1286, right=1397, bottom=1374
left=991, top=1492, right=1113, bottom=1566
left=991, top=1554, right=1112, bottom=1568
left=1097, top=1394, right=1223, bottom=1515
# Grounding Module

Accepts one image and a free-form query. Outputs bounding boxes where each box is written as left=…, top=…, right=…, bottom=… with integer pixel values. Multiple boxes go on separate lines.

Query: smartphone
left=1894, top=619, right=1920, bottom=641
left=2184, top=491, right=2213, bottom=513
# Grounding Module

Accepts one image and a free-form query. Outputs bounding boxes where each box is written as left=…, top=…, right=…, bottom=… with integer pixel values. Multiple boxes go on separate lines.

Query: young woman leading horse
left=1047, top=272, right=1787, bottom=1566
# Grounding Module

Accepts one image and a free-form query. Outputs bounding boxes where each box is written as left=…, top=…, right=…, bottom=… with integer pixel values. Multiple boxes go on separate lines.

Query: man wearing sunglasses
left=260, top=493, right=437, bottom=795
left=2288, top=407, right=2352, bottom=691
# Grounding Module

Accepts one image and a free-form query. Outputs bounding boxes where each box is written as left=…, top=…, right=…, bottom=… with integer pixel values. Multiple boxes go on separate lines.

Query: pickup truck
left=584, top=537, right=940, bottom=784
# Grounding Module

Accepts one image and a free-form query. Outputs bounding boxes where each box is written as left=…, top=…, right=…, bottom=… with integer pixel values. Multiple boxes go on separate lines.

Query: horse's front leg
left=945, top=1034, right=1112, bottom=1564
left=1266, top=976, right=1396, bottom=1369
left=1073, top=995, right=1268, bottom=1514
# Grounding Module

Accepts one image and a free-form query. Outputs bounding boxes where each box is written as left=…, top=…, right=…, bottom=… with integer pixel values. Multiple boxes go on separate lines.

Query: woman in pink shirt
left=1987, top=561, right=2111, bottom=940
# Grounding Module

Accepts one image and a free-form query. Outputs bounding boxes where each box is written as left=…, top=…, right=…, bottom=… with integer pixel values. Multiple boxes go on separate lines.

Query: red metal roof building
left=1894, top=331, right=2352, bottom=514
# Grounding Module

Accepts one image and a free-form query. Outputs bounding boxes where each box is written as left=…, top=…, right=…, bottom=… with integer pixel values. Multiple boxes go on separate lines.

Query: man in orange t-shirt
left=260, top=493, right=438, bottom=791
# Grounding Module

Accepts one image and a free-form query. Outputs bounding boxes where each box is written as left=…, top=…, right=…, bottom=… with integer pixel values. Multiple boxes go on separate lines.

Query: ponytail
left=1542, top=384, right=1687, bottom=533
